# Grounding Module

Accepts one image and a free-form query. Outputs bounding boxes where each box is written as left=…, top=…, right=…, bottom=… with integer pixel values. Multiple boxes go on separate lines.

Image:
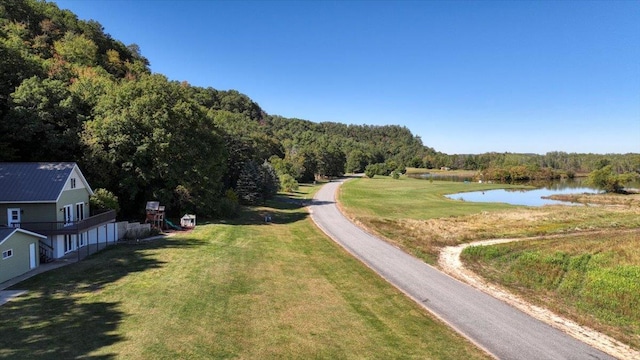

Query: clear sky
left=54, top=0, right=640, bottom=155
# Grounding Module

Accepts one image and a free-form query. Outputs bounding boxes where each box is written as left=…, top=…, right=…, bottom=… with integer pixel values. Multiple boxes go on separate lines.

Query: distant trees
left=440, top=152, right=640, bottom=175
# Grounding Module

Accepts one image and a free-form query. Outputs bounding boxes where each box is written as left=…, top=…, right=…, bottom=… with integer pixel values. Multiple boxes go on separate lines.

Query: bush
left=365, top=164, right=378, bottom=178
left=218, top=189, right=240, bottom=217
left=90, top=188, right=120, bottom=213
left=280, top=174, right=299, bottom=192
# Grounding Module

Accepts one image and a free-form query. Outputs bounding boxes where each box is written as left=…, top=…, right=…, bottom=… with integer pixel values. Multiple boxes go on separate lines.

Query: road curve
left=309, top=179, right=614, bottom=360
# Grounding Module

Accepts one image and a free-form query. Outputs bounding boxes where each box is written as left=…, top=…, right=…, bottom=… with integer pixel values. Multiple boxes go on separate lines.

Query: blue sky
left=54, top=0, right=639, bottom=155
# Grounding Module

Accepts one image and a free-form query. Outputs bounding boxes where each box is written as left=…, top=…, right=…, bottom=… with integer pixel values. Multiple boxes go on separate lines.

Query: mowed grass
left=462, top=231, right=640, bottom=349
left=0, top=198, right=488, bottom=359
left=339, top=176, right=640, bottom=264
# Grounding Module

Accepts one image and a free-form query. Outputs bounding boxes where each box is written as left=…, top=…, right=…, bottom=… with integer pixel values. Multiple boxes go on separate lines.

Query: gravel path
left=309, top=179, right=615, bottom=360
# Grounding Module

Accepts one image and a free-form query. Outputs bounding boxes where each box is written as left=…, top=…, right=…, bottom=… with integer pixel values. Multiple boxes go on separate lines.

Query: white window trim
left=63, top=204, right=73, bottom=226
left=76, top=202, right=85, bottom=222
left=2, top=249, right=13, bottom=259
left=7, top=208, right=21, bottom=228
left=64, top=234, right=74, bottom=253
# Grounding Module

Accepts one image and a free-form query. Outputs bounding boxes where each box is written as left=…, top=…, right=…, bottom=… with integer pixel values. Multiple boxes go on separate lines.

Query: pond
left=411, top=172, right=639, bottom=206
left=444, top=186, right=602, bottom=207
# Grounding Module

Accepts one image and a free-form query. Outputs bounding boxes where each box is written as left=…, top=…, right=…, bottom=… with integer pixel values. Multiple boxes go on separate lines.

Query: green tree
left=345, top=149, right=370, bottom=173
left=236, top=161, right=280, bottom=205
left=3, top=76, right=84, bottom=161
left=83, top=74, right=226, bottom=218
left=53, top=31, right=98, bottom=66
left=586, top=165, right=636, bottom=194
left=236, top=160, right=263, bottom=205
left=260, top=161, right=280, bottom=200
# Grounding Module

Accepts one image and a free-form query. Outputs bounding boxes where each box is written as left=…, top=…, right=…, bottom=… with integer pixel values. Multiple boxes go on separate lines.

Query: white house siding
left=50, top=223, right=118, bottom=259
left=87, top=223, right=118, bottom=245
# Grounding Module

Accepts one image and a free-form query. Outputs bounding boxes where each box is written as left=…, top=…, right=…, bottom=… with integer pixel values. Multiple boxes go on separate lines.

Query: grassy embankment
left=0, top=183, right=488, bottom=359
left=339, top=176, right=640, bottom=264
left=462, top=232, right=640, bottom=349
left=339, top=175, right=640, bottom=350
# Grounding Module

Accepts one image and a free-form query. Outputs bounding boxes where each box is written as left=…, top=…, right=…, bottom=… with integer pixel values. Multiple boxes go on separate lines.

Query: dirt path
left=438, top=236, right=640, bottom=360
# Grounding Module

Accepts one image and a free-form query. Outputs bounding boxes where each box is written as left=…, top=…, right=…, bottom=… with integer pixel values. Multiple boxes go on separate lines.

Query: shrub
left=90, top=188, right=120, bottom=213
left=280, top=174, right=299, bottom=192
left=218, top=189, right=240, bottom=217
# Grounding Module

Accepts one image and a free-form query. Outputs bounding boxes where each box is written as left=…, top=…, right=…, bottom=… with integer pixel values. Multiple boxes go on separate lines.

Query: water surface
left=445, top=187, right=601, bottom=206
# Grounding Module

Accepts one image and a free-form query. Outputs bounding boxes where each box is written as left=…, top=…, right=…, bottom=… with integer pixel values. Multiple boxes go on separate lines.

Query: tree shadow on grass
left=212, top=196, right=316, bottom=226
left=0, top=238, right=204, bottom=359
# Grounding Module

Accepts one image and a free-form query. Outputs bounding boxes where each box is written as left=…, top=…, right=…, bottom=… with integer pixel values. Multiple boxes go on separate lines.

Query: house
left=0, top=228, right=45, bottom=284
left=0, top=163, right=117, bottom=264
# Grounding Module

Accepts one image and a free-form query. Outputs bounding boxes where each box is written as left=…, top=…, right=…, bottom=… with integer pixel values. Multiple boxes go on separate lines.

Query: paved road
left=309, top=179, right=614, bottom=360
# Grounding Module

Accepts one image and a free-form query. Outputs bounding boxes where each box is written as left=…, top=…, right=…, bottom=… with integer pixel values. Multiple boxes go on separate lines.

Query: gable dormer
left=63, top=166, right=88, bottom=191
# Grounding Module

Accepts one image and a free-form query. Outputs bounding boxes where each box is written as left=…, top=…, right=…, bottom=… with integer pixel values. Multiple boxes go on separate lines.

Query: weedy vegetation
left=462, top=231, right=640, bottom=349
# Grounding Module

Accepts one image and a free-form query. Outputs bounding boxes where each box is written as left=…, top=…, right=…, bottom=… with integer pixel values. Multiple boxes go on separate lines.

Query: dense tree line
left=1, top=1, right=637, bottom=219
left=437, top=152, right=640, bottom=177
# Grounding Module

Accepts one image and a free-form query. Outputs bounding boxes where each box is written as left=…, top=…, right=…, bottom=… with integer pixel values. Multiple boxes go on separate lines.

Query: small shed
left=180, top=214, right=196, bottom=228
left=0, top=228, right=45, bottom=284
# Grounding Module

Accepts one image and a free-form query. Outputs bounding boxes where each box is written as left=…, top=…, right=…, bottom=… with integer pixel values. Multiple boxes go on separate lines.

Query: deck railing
left=16, top=209, right=116, bottom=236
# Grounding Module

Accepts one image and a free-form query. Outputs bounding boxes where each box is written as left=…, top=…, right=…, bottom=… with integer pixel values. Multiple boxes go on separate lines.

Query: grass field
left=0, top=186, right=488, bottom=359
left=339, top=176, right=640, bottom=264
left=462, top=231, right=640, bottom=349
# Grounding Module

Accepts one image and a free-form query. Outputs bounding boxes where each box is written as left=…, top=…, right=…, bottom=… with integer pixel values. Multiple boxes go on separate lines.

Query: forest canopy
left=1, top=0, right=638, bottom=218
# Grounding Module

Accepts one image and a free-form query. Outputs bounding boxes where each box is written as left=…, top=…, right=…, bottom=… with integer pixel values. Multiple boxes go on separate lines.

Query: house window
left=70, top=178, right=77, bottom=189
left=2, top=249, right=13, bottom=259
left=7, top=208, right=21, bottom=228
left=63, top=205, right=73, bottom=226
left=76, top=202, right=85, bottom=221
left=64, top=235, right=74, bottom=253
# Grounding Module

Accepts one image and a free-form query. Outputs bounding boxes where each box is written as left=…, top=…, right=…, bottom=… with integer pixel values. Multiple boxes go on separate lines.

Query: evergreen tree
left=260, top=161, right=280, bottom=200
left=236, top=161, right=263, bottom=205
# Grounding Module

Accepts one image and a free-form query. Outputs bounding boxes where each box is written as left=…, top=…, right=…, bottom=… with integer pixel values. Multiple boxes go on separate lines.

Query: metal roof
left=0, top=162, right=77, bottom=203
left=0, top=227, right=47, bottom=245
left=0, top=228, right=16, bottom=243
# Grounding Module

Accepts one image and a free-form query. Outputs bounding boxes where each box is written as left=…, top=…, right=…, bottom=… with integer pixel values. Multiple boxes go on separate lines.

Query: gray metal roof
left=0, top=163, right=76, bottom=203
left=0, top=228, right=16, bottom=243
left=0, top=227, right=46, bottom=245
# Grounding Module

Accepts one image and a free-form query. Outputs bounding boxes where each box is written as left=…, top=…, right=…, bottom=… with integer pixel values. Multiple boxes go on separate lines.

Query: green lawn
left=339, top=176, right=521, bottom=220
left=0, top=195, right=488, bottom=359
left=462, top=231, right=640, bottom=349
